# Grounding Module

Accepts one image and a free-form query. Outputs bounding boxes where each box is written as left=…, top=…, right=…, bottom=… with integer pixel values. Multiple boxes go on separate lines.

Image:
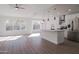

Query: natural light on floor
left=0, top=35, right=22, bottom=41
left=28, top=33, right=40, bottom=37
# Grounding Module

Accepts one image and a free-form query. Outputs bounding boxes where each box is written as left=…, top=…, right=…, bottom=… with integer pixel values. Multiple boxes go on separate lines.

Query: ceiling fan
left=14, top=4, right=24, bottom=10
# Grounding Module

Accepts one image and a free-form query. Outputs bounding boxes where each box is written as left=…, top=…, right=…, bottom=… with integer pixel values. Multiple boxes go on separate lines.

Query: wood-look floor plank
left=0, top=35, right=79, bottom=54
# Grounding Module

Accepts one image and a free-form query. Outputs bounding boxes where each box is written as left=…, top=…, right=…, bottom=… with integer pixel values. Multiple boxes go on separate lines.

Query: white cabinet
left=41, top=30, right=64, bottom=44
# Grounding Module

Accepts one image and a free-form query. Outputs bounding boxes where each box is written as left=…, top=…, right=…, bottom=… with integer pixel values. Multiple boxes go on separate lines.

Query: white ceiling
left=48, top=4, right=79, bottom=15
left=0, top=4, right=79, bottom=19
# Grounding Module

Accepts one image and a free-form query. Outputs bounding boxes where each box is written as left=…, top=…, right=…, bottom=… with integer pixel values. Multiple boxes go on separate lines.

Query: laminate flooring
left=0, top=34, right=79, bottom=54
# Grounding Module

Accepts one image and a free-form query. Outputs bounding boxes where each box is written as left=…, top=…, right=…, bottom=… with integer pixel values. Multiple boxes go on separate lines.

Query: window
left=33, top=23, right=40, bottom=30
left=14, top=25, right=20, bottom=30
left=6, top=25, right=13, bottom=31
left=6, top=20, right=26, bottom=31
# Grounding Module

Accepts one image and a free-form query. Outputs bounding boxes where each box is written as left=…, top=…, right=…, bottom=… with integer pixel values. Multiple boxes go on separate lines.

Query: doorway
left=32, top=20, right=40, bottom=33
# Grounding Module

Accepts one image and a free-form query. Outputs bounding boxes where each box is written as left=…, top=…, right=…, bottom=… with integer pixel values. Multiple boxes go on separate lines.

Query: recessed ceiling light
left=68, top=9, right=71, bottom=11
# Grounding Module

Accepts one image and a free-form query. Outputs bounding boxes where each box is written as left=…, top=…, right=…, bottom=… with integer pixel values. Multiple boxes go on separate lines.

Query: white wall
left=64, top=13, right=79, bottom=38
left=41, top=15, right=60, bottom=30
left=0, top=15, right=32, bottom=36
left=1, top=13, right=79, bottom=37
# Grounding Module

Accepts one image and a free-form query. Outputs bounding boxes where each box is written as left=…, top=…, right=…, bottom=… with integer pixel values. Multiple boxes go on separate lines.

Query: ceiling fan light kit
left=10, top=4, right=24, bottom=10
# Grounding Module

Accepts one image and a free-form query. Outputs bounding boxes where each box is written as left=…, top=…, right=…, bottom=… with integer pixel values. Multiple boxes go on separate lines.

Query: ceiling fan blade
left=19, top=7, right=24, bottom=9
left=14, top=4, right=24, bottom=9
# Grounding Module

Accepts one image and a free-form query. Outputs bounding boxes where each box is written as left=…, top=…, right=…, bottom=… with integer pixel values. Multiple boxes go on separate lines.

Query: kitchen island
left=40, top=30, right=64, bottom=44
